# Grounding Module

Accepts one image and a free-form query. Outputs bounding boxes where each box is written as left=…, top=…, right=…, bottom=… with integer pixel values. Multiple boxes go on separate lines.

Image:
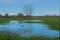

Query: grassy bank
left=0, top=17, right=40, bottom=24
left=0, top=32, right=60, bottom=40
left=41, top=17, right=60, bottom=30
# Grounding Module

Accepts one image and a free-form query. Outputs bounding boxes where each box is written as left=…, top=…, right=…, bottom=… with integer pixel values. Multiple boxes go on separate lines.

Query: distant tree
left=25, top=14, right=32, bottom=17
left=0, top=14, right=3, bottom=17
left=10, top=15, right=16, bottom=17
left=17, top=13, right=24, bottom=17
left=4, top=13, right=9, bottom=17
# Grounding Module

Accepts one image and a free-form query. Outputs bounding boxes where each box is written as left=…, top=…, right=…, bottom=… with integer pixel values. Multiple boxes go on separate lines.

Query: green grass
left=0, top=32, right=60, bottom=40
left=0, top=17, right=40, bottom=24
left=0, top=32, right=20, bottom=40
left=41, top=17, right=60, bottom=30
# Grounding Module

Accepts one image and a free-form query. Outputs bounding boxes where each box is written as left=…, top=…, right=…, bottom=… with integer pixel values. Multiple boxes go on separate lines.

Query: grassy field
left=41, top=17, right=60, bottom=30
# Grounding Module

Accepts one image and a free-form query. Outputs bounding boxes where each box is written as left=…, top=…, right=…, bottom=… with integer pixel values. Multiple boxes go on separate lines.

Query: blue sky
left=0, top=0, right=59, bottom=16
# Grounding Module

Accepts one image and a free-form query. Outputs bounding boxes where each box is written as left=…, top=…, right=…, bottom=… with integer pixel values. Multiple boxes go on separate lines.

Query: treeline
left=0, top=13, right=32, bottom=18
left=0, top=13, right=59, bottom=18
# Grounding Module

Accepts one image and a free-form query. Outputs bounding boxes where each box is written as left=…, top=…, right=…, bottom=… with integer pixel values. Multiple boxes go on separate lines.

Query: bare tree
left=23, top=5, right=33, bottom=17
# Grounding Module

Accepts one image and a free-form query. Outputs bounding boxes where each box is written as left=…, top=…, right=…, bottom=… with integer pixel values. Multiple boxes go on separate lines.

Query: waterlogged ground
left=0, top=20, right=60, bottom=38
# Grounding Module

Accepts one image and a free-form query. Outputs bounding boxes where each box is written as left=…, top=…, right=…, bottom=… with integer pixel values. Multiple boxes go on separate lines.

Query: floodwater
left=0, top=20, right=60, bottom=38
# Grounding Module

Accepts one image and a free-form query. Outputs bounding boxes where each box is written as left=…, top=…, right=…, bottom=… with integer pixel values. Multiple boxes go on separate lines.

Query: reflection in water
left=0, top=20, right=60, bottom=38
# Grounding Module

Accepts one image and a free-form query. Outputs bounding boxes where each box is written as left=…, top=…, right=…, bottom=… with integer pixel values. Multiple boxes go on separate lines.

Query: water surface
left=0, top=20, right=60, bottom=38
